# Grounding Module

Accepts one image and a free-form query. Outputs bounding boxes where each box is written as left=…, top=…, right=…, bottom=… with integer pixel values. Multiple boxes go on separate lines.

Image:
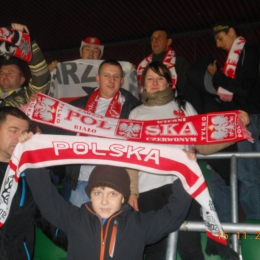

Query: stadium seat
left=33, top=228, right=67, bottom=260
left=241, top=219, right=260, bottom=260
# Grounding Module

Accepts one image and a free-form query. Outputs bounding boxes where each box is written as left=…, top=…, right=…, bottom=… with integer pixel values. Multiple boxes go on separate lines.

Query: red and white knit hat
left=80, top=37, right=104, bottom=58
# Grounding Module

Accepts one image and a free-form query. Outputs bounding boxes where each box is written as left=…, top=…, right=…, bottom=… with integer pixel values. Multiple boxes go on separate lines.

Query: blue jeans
left=211, top=114, right=260, bottom=221
left=69, top=181, right=90, bottom=207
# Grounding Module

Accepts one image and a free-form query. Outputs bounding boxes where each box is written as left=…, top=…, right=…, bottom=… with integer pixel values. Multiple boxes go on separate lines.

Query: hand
left=34, top=125, right=42, bottom=134
left=18, top=131, right=34, bottom=143
left=48, top=60, right=58, bottom=72
left=182, top=149, right=197, bottom=161
left=131, top=64, right=136, bottom=70
left=238, top=110, right=250, bottom=126
left=207, top=60, right=217, bottom=76
left=28, top=92, right=39, bottom=103
left=128, top=194, right=139, bottom=211
left=11, top=23, right=29, bottom=34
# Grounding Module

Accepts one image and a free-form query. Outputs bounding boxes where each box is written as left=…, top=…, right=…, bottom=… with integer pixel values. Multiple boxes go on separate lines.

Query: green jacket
left=0, top=41, right=50, bottom=107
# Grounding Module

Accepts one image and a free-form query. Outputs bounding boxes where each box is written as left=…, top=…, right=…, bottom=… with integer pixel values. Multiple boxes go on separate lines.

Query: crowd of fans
left=0, top=19, right=259, bottom=260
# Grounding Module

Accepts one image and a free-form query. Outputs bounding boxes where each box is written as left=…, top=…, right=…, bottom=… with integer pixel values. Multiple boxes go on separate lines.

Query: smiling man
left=67, top=60, right=140, bottom=206
left=206, top=19, right=260, bottom=224
left=41, top=59, right=141, bottom=207
left=48, top=36, right=104, bottom=72
left=0, top=23, right=50, bottom=107
left=80, top=37, right=104, bottom=60
left=95, top=61, right=124, bottom=99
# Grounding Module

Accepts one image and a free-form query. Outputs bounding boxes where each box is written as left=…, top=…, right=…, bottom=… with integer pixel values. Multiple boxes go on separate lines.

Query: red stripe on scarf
left=9, top=160, right=18, bottom=182
left=191, top=181, right=207, bottom=198
left=206, top=231, right=227, bottom=245
left=18, top=147, right=200, bottom=187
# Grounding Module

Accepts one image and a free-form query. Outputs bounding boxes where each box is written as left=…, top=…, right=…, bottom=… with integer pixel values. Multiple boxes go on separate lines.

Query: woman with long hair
left=128, top=61, right=249, bottom=260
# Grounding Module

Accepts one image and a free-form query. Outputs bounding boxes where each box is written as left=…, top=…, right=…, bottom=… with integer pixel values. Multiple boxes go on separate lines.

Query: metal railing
left=166, top=152, right=260, bottom=260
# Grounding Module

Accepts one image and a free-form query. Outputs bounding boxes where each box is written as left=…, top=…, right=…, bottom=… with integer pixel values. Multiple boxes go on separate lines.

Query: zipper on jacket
left=84, top=204, right=122, bottom=260
left=23, top=240, right=31, bottom=260
left=99, top=217, right=105, bottom=260
left=109, top=220, right=118, bottom=258
left=19, top=172, right=26, bottom=207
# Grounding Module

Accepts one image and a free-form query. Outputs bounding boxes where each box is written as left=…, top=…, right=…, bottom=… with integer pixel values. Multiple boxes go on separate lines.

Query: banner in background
left=48, top=59, right=139, bottom=102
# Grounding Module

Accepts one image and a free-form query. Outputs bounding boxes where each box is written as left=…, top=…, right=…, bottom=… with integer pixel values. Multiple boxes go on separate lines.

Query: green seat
left=198, top=161, right=212, bottom=194
left=176, top=232, right=223, bottom=260
left=241, top=220, right=260, bottom=260
left=33, top=228, right=67, bottom=260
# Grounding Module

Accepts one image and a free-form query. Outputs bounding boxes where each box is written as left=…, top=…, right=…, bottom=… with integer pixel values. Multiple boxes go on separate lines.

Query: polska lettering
left=21, top=93, right=251, bottom=145
left=0, top=134, right=228, bottom=244
left=53, top=141, right=160, bottom=165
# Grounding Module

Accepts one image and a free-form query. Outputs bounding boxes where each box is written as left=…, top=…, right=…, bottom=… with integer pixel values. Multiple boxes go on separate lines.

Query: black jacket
left=185, top=41, right=260, bottom=184
left=40, top=87, right=141, bottom=189
left=0, top=162, right=35, bottom=260
left=212, top=41, right=260, bottom=113
left=0, top=162, right=67, bottom=260
left=26, top=167, right=191, bottom=260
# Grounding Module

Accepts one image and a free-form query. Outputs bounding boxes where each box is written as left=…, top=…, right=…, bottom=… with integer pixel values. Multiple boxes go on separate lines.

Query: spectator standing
left=0, top=23, right=50, bottom=107
left=206, top=20, right=260, bottom=221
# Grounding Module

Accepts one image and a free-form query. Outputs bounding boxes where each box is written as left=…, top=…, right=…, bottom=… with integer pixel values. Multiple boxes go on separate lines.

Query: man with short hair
left=0, top=23, right=50, bottom=107
left=0, top=106, right=34, bottom=259
left=207, top=20, right=260, bottom=222
left=137, top=28, right=190, bottom=95
left=41, top=59, right=141, bottom=207
left=0, top=106, right=67, bottom=259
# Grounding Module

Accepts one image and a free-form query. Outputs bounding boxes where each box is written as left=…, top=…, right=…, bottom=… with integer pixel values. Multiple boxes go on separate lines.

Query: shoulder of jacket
left=120, top=89, right=140, bottom=104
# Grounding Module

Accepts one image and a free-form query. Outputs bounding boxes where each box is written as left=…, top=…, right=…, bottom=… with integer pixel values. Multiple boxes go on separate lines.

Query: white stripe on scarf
left=0, top=135, right=227, bottom=244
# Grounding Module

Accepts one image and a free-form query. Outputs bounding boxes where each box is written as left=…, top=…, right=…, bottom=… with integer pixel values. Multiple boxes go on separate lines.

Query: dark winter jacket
left=211, top=41, right=260, bottom=113
left=0, top=41, right=50, bottom=108
left=0, top=162, right=67, bottom=260
left=185, top=41, right=260, bottom=184
left=0, top=162, right=36, bottom=260
left=186, top=41, right=260, bottom=114
left=25, top=167, right=191, bottom=260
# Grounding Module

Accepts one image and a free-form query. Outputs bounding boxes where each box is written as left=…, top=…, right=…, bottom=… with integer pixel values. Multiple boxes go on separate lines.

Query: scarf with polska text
left=217, top=36, right=246, bottom=102
left=137, top=47, right=177, bottom=93
left=0, top=134, right=227, bottom=245
left=21, top=93, right=252, bottom=145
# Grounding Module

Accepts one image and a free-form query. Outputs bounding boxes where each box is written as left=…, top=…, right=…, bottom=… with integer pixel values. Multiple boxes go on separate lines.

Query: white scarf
left=20, top=93, right=252, bottom=145
left=0, top=134, right=227, bottom=245
left=217, top=36, right=246, bottom=101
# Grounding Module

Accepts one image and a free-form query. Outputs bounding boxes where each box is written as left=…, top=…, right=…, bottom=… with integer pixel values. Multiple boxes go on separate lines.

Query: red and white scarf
left=21, top=93, right=252, bottom=145
left=137, top=47, right=177, bottom=93
left=0, top=134, right=227, bottom=244
left=0, top=27, right=32, bottom=62
left=85, top=88, right=124, bottom=118
left=217, top=37, right=246, bottom=101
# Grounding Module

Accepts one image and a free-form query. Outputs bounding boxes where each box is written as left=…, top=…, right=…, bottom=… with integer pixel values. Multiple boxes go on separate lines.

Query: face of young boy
left=91, top=187, right=125, bottom=219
